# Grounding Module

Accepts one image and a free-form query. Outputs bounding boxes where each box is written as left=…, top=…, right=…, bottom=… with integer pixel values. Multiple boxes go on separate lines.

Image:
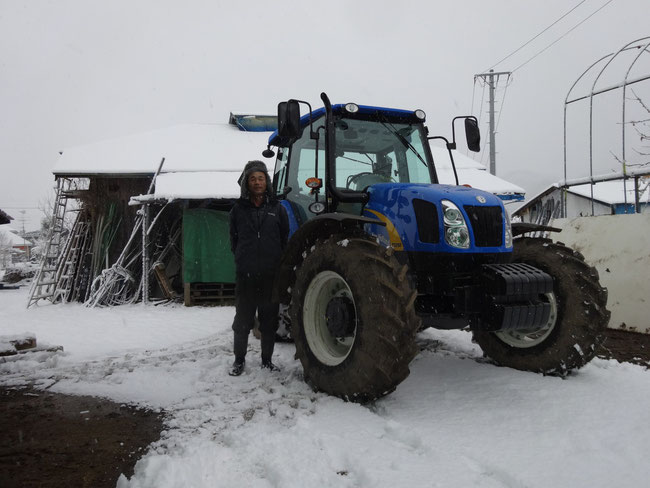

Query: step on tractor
left=263, top=93, right=609, bottom=402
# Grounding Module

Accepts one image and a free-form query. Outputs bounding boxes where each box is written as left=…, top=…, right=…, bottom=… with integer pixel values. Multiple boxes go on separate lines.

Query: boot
left=229, top=359, right=245, bottom=376
left=261, top=360, right=280, bottom=372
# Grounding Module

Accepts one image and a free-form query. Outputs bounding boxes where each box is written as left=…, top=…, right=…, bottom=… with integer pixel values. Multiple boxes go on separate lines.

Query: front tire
left=472, top=238, right=610, bottom=375
left=290, top=236, right=420, bottom=402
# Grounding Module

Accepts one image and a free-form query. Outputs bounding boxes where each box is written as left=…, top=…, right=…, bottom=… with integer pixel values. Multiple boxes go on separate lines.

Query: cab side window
left=285, top=120, right=326, bottom=221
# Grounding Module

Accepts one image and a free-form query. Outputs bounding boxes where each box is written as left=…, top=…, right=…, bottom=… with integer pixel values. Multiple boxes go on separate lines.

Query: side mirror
left=278, top=100, right=301, bottom=139
left=465, top=117, right=481, bottom=152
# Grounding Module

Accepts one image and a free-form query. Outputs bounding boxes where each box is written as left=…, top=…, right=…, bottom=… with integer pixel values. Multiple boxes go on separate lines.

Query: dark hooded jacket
left=229, top=161, right=289, bottom=277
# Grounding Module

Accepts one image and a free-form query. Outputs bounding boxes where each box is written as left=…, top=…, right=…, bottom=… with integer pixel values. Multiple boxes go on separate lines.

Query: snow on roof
left=568, top=180, right=649, bottom=205
left=0, top=225, right=33, bottom=247
left=133, top=171, right=244, bottom=203
left=431, top=146, right=526, bottom=199
left=53, top=124, right=272, bottom=176
left=517, top=178, right=649, bottom=214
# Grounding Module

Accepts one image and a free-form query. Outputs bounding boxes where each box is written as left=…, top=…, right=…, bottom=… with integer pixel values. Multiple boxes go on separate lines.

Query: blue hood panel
left=363, top=183, right=511, bottom=254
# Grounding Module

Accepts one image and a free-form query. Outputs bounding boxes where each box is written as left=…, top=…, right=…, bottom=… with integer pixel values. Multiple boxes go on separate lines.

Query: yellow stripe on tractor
left=365, top=209, right=404, bottom=251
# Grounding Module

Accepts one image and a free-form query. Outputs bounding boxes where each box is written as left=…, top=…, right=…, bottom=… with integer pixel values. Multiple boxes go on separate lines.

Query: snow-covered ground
left=1, top=285, right=649, bottom=488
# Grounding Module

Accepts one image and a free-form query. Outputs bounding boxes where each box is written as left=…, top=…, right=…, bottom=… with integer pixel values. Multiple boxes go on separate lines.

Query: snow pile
left=0, top=332, right=36, bottom=355
left=1, top=287, right=649, bottom=487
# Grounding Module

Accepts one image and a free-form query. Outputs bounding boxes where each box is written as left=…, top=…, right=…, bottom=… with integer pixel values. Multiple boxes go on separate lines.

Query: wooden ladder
left=54, top=214, right=91, bottom=303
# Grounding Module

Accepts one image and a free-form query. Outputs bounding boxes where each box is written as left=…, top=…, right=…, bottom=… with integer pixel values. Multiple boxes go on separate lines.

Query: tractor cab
left=269, top=101, right=436, bottom=220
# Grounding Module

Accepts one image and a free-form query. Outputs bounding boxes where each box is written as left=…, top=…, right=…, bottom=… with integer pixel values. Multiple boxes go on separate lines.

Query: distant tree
left=38, top=185, right=77, bottom=237
left=611, top=89, right=650, bottom=201
left=0, top=231, right=11, bottom=269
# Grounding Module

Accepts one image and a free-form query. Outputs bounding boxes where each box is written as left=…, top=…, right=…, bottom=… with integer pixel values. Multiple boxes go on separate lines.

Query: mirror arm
left=428, top=135, right=459, bottom=186
left=451, top=116, right=467, bottom=148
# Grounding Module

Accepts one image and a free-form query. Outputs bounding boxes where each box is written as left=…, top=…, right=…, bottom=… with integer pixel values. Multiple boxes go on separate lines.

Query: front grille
left=464, top=205, right=503, bottom=247
left=413, top=198, right=439, bottom=243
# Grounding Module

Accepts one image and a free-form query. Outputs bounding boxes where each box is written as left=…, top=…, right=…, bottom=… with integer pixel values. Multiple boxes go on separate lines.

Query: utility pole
left=474, top=69, right=511, bottom=175
left=19, top=210, right=29, bottom=260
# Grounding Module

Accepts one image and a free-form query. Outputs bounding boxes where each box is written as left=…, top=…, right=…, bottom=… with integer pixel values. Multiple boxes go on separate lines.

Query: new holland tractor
left=263, top=93, right=609, bottom=402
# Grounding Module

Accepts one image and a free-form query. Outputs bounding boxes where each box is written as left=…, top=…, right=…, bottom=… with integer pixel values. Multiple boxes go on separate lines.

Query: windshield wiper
left=378, top=116, right=429, bottom=169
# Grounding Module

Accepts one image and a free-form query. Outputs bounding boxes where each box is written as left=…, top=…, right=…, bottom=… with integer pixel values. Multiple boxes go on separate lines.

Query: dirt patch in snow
left=597, top=328, right=650, bottom=367
left=0, top=388, right=163, bottom=488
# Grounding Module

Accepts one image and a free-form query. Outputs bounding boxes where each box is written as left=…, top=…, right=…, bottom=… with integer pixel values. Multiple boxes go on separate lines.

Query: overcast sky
left=1, top=0, right=649, bottom=230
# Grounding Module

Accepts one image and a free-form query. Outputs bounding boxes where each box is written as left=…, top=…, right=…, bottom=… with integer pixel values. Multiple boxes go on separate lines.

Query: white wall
left=517, top=188, right=612, bottom=224
left=565, top=192, right=611, bottom=218
left=551, top=213, right=650, bottom=334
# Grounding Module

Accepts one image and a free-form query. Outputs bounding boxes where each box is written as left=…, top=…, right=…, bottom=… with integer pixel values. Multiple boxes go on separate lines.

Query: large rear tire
left=290, top=236, right=420, bottom=402
left=472, top=238, right=610, bottom=375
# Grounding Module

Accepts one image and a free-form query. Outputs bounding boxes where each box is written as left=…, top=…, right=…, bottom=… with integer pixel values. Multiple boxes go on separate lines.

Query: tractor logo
left=476, top=195, right=487, bottom=203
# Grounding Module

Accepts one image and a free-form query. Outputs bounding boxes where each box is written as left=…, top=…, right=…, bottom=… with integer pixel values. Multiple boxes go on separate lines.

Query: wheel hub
left=325, top=296, right=356, bottom=337
left=302, top=270, right=357, bottom=366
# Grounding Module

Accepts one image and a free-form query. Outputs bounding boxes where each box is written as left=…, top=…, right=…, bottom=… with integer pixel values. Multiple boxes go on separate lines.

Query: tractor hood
left=362, top=183, right=511, bottom=254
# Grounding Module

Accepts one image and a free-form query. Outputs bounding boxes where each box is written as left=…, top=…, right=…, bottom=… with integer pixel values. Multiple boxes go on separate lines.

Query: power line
left=513, top=0, right=615, bottom=73
left=485, top=0, right=588, bottom=72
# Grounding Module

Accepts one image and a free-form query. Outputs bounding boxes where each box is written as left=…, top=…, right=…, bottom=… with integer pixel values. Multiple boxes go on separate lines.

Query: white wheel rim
left=303, top=270, right=357, bottom=366
left=495, top=292, right=558, bottom=348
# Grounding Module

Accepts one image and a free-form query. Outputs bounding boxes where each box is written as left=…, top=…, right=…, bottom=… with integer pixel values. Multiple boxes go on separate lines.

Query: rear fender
left=274, top=213, right=384, bottom=303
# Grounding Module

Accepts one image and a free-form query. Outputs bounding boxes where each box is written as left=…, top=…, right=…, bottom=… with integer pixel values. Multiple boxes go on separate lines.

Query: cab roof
left=267, top=104, right=424, bottom=147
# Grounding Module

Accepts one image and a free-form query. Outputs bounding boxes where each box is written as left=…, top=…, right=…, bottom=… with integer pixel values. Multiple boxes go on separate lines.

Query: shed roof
left=53, top=124, right=272, bottom=177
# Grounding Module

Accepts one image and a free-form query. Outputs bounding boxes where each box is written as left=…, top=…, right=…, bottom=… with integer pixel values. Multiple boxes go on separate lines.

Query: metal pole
left=489, top=70, right=496, bottom=175
left=474, top=70, right=510, bottom=176
left=621, top=40, right=650, bottom=213
left=142, top=205, right=150, bottom=305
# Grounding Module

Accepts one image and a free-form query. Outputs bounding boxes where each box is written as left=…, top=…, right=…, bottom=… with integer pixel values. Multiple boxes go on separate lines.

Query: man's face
left=248, top=171, right=267, bottom=197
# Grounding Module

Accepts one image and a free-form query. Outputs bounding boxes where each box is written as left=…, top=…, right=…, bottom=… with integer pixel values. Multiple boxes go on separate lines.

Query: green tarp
left=183, top=208, right=235, bottom=283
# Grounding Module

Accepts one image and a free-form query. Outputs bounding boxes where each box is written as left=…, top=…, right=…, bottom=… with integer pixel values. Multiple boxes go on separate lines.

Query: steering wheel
left=346, top=172, right=375, bottom=189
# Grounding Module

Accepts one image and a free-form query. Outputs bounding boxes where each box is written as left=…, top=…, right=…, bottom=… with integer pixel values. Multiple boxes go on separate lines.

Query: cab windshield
left=334, top=117, right=433, bottom=191
left=274, top=114, right=435, bottom=220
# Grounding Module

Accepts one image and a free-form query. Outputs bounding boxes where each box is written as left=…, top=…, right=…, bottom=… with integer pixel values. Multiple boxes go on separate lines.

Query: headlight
left=414, top=109, right=426, bottom=120
left=441, top=200, right=470, bottom=249
left=504, top=206, right=513, bottom=249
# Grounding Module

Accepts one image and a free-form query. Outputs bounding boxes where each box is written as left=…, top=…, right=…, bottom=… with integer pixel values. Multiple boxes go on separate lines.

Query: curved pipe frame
left=563, top=36, right=650, bottom=216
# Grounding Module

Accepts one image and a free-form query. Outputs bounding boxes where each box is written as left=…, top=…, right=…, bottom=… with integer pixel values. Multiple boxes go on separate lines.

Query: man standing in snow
left=228, top=160, right=289, bottom=376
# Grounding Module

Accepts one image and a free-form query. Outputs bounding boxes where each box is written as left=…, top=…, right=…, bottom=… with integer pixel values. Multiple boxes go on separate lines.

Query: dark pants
left=232, top=273, right=279, bottom=363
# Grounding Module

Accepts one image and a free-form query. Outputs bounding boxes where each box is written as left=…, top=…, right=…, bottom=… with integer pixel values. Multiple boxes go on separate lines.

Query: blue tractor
left=264, top=93, right=609, bottom=402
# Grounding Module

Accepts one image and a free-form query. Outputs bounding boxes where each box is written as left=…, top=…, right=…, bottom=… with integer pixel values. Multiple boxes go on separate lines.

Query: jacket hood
left=238, top=160, right=274, bottom=200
